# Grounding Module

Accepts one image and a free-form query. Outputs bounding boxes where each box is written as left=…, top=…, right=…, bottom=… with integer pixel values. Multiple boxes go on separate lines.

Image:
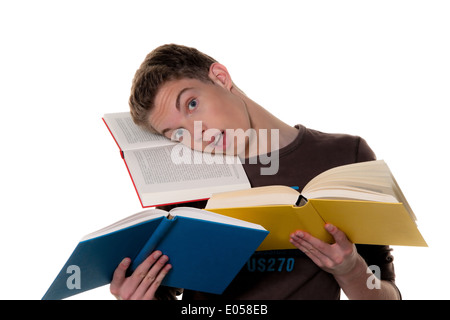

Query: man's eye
left=188, top=99, right=198, bottom=111
left=171, top=128, right=185, bottom=142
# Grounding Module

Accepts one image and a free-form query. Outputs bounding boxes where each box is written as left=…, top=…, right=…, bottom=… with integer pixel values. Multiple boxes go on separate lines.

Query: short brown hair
left=129, top=44, right=217, bottom=132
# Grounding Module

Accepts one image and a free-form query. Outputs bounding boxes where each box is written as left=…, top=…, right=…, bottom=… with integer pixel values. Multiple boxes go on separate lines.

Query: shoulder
left=296, top=125, right=376, bottom=163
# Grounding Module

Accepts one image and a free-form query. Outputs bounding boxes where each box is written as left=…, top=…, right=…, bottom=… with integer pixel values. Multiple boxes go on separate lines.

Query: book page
left=103, top=112, right=176, bottom=151
left=80, top=209, right=167, bottom=241
left=302, top=160, right=399, bottom=202
left=205, top=185, right=300, bottom=209
left=123, top=145, right=250, bottom=206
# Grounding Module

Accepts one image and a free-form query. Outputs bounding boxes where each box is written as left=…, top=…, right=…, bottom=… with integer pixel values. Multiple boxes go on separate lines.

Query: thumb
left=325, top=224, right=352, bottom=247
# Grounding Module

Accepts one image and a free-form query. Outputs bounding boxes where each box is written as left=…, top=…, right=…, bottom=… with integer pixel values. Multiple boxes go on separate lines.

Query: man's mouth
left=211, top=130, right=226, bottom=149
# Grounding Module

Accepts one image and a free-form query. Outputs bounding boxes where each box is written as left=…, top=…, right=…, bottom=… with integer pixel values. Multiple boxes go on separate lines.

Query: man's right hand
left=110, top=250, right=172, bottom=300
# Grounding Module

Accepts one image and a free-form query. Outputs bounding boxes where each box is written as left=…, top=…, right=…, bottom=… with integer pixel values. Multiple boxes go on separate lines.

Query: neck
left=234, top=88, right=298, bottom=158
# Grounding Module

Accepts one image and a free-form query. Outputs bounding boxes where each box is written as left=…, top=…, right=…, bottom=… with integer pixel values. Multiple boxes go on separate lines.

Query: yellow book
left=205, top=160, right=427, bottom=250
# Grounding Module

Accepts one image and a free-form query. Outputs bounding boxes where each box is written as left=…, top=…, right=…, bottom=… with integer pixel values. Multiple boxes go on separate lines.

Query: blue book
left=42, top=207, right=268, bottom=300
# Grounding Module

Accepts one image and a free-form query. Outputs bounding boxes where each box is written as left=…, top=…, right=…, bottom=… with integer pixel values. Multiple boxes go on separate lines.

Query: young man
left=110, top=44, right=401, bottom=300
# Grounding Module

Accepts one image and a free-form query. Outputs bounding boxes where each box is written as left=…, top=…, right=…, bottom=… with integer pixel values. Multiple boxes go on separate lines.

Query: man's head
left=129, top=44, right=218, bottom=133
left=128, top=44, right=283, bottom=173
left=128, top=44, right=253, bottom=156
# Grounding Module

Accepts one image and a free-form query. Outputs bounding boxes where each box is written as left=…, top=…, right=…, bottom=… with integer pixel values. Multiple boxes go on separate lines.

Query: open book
left=103, top=112, right=250, bottom=207
left=42, top=207, right=268, bottom=300
left=205, top=160, right=427, bottom=248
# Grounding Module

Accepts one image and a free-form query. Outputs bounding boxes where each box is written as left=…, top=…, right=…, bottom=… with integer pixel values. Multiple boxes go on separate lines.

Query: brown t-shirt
left=182, top=125, right=398, bottom=300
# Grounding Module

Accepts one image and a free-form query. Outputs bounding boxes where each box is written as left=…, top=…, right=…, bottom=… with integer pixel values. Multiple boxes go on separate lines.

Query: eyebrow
left=161, top=87, right=193, bottom=136
left=176, top=87, right=193, bottom=111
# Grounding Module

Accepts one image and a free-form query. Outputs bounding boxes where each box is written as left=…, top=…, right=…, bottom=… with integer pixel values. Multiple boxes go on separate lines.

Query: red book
left=103, top=112, right=250, bottom=208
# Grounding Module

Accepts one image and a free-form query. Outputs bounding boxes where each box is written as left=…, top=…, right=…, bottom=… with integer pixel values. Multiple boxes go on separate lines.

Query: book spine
left=296, top=195, right=308, bottom=207
left=130, top=217, right=176, bottom=271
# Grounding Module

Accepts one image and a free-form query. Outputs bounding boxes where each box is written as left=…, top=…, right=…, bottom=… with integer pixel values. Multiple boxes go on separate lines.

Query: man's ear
left=208, top=63, right=233, bottom=90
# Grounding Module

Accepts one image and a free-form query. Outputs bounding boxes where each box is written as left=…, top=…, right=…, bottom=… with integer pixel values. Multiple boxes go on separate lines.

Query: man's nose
left=192, top=120, right=207, bottom=143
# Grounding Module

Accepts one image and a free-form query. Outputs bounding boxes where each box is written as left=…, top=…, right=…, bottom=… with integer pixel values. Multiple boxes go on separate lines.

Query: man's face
left=149, top=77, right=252, bottom=156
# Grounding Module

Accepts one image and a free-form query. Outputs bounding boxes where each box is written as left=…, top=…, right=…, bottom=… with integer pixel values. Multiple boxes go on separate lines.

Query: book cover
left=42, top=208, right=268, bottom=300
left=207, top=199, right=427, bottom=250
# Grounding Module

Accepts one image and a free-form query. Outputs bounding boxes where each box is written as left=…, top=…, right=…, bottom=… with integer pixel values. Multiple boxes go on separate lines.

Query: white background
left=1, top=0, right=449, bottom=300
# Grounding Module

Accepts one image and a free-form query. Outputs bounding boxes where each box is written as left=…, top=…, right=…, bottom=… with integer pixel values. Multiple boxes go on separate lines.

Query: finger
left=290, top=231, right=333, bottom=268
left=292, top=230, right=333, bottom=257
left=142, top=263, right=172, bottom=300
left=131, top=250, right=163, bottom=279
left=110, top=257, right=131, bottom=298
left=290, top=237, right=323, bottom=266
left=132, top=254, right=170, bottom=299
left=118, top=250, right=163, bottom=298
left=325, top=224, right=352, bottom=249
